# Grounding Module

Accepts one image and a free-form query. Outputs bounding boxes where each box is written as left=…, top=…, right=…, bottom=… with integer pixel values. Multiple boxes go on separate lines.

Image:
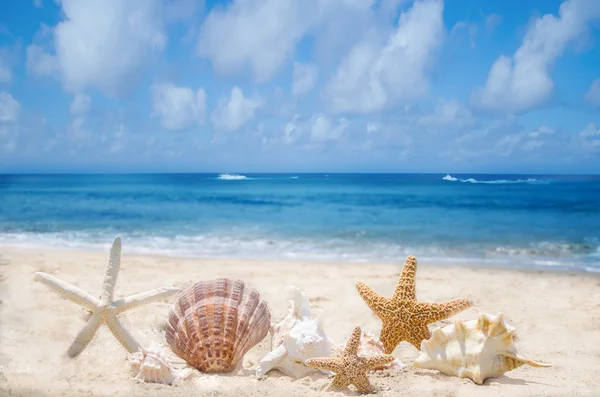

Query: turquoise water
left=0, top=173, right=599, bottom=272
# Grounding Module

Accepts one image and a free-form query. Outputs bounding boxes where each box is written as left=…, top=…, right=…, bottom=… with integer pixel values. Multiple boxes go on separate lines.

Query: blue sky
left=0, top=0, right=599, bottom=173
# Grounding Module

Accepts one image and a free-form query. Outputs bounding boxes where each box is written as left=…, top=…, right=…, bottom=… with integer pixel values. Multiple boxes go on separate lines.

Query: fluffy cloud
left=211, top=87, right=261, bottom=131
left=0, top=92, right=20, bottom=123
left=151, top=83, right=206, bottom=131
left=310, top=114, right=347, bottom=142
left=197, top=0, right=316, bottom=82
left=69, top=93, right=91, bottom=115
left=26, top=0, right=168, bottom=96
left=418, top=98, right=475, bottom=128
left=584, top=79, right=600, bottom=107
left=291, top=62, right=318, bottom=97
left=471, top=0, right=600, bottom=113
left=325, top=0, right=444, bottom=114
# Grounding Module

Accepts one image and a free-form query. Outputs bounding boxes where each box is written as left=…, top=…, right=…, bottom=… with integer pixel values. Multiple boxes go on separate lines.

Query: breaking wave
left=442, top=174, right=546, bottom=185
left=217, top=173, right=249, bottom=180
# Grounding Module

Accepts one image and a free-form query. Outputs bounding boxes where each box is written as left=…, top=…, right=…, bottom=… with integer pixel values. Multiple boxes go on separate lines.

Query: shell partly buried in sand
left=256, top=286, right=333, bottom=378
left=129, top=342, right=192, bottom=385
left=338, top=329, right=406, bottom=371
left=413, top=312, right=552, bottom=384
left=165, top=278, right=271, bottom=373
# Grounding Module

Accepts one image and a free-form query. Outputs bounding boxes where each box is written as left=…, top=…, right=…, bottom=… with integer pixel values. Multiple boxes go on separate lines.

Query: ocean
left=0, top=173, right=599, bottom=272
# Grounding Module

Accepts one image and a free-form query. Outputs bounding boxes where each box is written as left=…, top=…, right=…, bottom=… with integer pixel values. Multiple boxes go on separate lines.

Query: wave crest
left=217, top=173, right=248, bottom=180
left=442, top=174, right=545, bottom=185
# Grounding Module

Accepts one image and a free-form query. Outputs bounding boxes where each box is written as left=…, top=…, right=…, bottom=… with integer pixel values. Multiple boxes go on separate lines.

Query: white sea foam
left=0, top=231, right=596, bottom=272
left=442, top=174, right=546, bottom=184
left=217, top=173, right=248, bottom=180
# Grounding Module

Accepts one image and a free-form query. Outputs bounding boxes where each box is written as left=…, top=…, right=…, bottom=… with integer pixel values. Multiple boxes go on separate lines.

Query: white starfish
left=34, top=236, right=180, bottom=358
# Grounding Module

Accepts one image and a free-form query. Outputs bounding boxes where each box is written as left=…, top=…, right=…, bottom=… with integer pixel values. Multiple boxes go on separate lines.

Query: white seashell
left=270, top=285, right=311, bottom=350
left=129, top=341, right=192, bottom=385
left=413, top=312, right=552, bottom=384
left=256, top=286, right=333, bottom=378
left=338, top=329, right=406, bottom=371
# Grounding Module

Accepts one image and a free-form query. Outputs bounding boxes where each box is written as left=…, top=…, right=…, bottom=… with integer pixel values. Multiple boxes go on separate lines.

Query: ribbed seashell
left=343, top=329, right=406, bottom=371
left=165, top=278, right=271, bottom=373
left=129, top=342, right=191, bottom=385
left=256, top=285, right=333, bottom=378
left=414, top=312, right=552, bottom=384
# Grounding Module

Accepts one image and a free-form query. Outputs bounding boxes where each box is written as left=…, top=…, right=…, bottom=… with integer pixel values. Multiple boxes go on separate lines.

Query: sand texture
left=1, top=247, right=599, bottom=397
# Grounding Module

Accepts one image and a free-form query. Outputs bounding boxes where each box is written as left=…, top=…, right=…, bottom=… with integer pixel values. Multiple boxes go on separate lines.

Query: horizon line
left=1, top=171, right=599, bottom=176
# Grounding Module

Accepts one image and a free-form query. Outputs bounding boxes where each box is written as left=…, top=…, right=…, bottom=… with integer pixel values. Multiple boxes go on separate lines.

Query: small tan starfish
left=305, top=326, right=394, bottom=393
left=356, top=255, right=473, bottom=353
left=34, top=236, right=180, bottom=357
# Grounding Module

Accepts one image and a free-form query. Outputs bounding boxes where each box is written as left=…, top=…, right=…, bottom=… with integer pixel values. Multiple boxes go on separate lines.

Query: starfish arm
left=379, top=320, right=405, bottom=354
left=392, top=255, right=418, bottom=301
left=355, top=282, right=389, bottom=318
left=34, top=272, right=101, bottom=311
left=112, top=287, right=180, bottom=314
left=329, top=374, right=351, bottom=390
left=305, top=358, right=341, bottom=373
left=406, top=324, right=431, bottom=350
left=417, top=298, right=473, bottom=324
left=105, top=315, right=141, bottom=354
left=363, top=354, right=394, bottom=370
left=342, top=326, right=362, bottom=356
left=255, top=344, right=287, bottom=378
left=100, top=237, right=122, bottom=304
left=66, top=312, right=103, bottom=357
left=353, top=374, right=374, bottom=393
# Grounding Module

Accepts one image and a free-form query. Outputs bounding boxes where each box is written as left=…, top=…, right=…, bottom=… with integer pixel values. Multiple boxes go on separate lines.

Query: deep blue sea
left=1, top=173, right=599, bottom=272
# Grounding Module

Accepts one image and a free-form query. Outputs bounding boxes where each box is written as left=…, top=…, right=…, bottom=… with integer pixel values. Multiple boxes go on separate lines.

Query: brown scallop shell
left=165, top=278, right=271, bottom=373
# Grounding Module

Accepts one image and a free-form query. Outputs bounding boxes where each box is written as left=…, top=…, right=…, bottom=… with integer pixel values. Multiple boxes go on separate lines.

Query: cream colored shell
left=129, top=342, right=191, bottom=385
left=256, top=285, right=333, bottom=378
left=414, top=312, right=551, bottom=384
left=165, top=278, right=271, bottom=373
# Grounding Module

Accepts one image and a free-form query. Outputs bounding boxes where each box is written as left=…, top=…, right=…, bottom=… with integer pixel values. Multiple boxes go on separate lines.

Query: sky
left=0, top=0, right=599, bottom=174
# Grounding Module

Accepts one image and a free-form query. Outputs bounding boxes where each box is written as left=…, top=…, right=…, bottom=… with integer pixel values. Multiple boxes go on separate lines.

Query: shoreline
left=1, top=246, right=599, bottom=396
left=1, top=244, right=598, bottom=277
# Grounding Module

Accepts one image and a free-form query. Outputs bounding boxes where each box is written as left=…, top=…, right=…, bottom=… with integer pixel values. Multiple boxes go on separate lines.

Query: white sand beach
left=1, top=247, right=599, bottom=397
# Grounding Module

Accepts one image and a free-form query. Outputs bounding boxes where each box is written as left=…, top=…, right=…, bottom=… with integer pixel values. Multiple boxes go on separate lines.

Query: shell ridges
left=414, top=312, right=551, bottom=385
left=165, top=278, right=271, bottom=373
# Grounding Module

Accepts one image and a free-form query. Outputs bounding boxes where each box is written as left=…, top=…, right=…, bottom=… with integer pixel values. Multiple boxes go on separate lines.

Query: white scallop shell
left=256, top=286, right=333, bottom=378
left=129, top=342, right=192, bottom=385
left=414, top=312, right=552, bottom=384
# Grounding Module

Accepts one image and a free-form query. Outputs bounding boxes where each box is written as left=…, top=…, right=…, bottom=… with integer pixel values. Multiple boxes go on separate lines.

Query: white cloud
left=584, top=79, right=600, bottom=107
left=0, top=92, right=20, bottom=123
left=212, top=87, right=261, bottom=131
left=579, top=122, right=600, bottom=138
left=283, top=115, right=302, bottom=144
left=197, top=0, right=316, bottom=82
left=26, top=0, right=168, bottom=96
left=310, top=114, right=347, bottom=142
left=419, top=98, right=475, bottom=128
left=34, top=0, right=42, bottom=7
left=151, top=83, right=206, bottom=131
left=69, top=93, right=91, bottom=115
left=325, top=0, right=444, bottom=114
left=485, top=13, right=502, bottom=33
left=471, top=0, right=600, bottom=113
left=291, top=62, right=318, bottom=97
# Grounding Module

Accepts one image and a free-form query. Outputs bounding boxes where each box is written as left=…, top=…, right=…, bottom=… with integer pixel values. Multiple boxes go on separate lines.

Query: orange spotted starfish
left=305, top=326, right=393, bottom=393
left=356, top=255, right=473, bottom=353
